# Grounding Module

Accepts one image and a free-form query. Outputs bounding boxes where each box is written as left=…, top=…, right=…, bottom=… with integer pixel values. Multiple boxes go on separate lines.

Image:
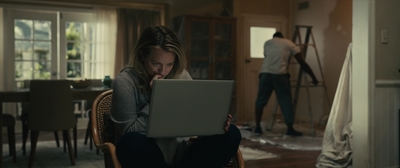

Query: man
left=254, top=32, right=318, bottom=136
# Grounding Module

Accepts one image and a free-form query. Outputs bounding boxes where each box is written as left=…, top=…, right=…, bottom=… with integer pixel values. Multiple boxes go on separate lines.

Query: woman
left=111, top=25, right=241, bottom=168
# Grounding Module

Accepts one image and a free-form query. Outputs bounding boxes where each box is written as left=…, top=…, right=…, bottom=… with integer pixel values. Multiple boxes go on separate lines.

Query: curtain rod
left=0, top=0, right=166, bottom=11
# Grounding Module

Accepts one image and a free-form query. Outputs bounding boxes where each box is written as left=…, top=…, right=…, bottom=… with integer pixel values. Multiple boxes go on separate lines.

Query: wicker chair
left=91, top=89, right=244, bottom=168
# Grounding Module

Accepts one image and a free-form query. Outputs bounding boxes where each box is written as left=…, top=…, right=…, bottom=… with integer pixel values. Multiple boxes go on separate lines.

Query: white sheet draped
left=316, top=43, right=353, bottom=168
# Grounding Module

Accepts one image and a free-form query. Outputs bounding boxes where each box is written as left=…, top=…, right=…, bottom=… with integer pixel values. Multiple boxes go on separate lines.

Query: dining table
left=0, top=87, right=110, bottom=165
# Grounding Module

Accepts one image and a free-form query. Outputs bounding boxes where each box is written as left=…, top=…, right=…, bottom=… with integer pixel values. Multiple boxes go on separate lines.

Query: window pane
left=34, top=41, right=51, bottom=61
left=250, top=27, right=276, bottom=58
left=34, top=20, right=51, bottom=40
left=33, top=61, right=51, bottom=79
left=15, top=40, right=33, bottom=60
left=67, top=62, right=82, bottom=78
left=15, top=19, right=33, bottom=39
left=65, top=19, right=95, bottom=79
left=15, top=61, right=33, bottom=79
left=15, top=81, right=25, bottom=89
left=66, top=22, right=81, bottom=41
left=67, top=44, right=81, bottom=60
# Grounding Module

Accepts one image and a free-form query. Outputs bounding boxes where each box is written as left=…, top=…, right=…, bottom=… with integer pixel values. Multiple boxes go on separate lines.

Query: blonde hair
left=128, top=26, right=187, bottom=92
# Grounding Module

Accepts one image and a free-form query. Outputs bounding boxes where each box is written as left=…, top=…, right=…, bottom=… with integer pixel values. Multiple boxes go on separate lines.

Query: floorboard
left=3, top=121, right=325, bottom=168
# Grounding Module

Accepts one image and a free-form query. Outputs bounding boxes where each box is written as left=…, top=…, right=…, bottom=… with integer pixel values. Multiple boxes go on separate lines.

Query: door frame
left=236, top=14, right=287, bottom=123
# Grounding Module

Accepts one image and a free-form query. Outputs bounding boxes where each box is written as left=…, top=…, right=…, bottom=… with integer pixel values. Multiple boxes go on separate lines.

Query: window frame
left=4, top=9, right=59, bottom=89
left=59, top=12, right=95, bottom=80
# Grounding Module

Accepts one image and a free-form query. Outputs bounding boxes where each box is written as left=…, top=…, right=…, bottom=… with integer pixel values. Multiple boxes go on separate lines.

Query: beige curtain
left=114, top=9, right=161, bottom=77
left=94, top=8, right=117, bottom=79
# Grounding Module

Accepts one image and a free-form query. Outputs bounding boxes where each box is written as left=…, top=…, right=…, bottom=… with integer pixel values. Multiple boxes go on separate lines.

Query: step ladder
left=267, top=25, right=331, bottom=136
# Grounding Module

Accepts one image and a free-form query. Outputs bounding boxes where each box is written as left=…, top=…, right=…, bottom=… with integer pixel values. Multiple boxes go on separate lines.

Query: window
left=60, top=12, right=96, bottom=80
left=15, top=19, right=54, bottom=80
left=250, top=27, right=276, bottom=58
left=9, top=10, right=58, bottom=89
left=4, top=8, right=113, bottom=89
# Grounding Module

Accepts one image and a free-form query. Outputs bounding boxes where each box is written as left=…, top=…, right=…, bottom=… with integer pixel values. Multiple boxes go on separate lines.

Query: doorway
left=242, top=15, right=286, bottom=123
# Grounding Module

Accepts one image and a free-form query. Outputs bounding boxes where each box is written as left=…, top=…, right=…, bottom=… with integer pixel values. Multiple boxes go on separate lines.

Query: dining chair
left=91, top=89, right=245, bottom=168
left=20, top=80, right=64, bottom=156
left=2, top=113, right=17, bottom=163
left=27, top=80, right=76, bottom=167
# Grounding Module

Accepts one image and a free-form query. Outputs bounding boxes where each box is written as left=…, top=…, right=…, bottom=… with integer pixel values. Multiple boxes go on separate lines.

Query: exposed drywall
left=375, top=0, right=400, bottom=80
left=292, top=0, right=352, bottom=123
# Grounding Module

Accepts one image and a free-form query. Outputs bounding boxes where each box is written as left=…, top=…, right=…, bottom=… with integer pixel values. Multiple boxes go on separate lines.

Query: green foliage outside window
left=66, top=22, right=81, bottom=60
left=66, top=22, right=82, bottom=78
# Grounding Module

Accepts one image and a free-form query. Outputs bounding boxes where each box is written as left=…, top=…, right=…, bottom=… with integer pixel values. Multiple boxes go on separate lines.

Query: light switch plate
left=381, top=29, right=388, bottom=44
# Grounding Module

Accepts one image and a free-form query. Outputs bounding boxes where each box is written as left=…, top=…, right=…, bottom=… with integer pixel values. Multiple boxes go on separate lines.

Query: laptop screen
left=146, top=79, right=234, bottom=138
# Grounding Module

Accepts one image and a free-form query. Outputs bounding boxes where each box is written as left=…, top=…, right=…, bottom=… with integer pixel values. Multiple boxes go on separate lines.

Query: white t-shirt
left=260, top=37, right=300, bottom=74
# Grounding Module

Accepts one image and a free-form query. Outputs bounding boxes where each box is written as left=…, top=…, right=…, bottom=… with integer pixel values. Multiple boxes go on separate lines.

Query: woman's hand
left=149, top=74, right=163, bottom=87
left=224, top=114, right=232, bottom=132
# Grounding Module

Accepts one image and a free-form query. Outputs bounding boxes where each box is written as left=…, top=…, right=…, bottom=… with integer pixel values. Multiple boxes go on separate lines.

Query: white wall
left=375, top=0, right=400, bottom=80
left=291, top=0, right=352, bottom=124
left=352, top=0, right=374, bottom=167
left=372, top=0, right=400, bottom=167
left=353, top=0, right=400, bottom=167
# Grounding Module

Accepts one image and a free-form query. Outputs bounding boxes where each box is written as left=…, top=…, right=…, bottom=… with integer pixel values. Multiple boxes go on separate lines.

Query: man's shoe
left=286, top=129, right=303, bottom=136
left=254, top=126, right=263, bottom=135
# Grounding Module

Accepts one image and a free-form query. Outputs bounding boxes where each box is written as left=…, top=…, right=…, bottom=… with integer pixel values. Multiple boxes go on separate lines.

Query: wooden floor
left=237, top=120, right=325, bottom=168
left=3, top=123, right=324, bottom=168
left=241, top=138, right=321, bottom=168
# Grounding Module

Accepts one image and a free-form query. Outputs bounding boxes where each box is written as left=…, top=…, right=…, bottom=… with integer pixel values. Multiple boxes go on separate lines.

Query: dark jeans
left=255, top=73, right=294, bottom=125
left=116, top=124, right=241, bottom=168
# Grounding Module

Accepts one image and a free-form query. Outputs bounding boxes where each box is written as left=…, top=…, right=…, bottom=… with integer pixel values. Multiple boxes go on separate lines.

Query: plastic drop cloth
left=316, top=43, right=353, bottom=168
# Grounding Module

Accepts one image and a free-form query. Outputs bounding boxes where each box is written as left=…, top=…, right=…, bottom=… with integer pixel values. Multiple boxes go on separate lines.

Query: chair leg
left=84, top=118, right=91, bottom=145
left=7, top=126, right=16, bottom=163
left=7, top=127, right=12, bottom=156
left=89, top=128, right=93, bottom=150
left=22, top=120, right=28, bottom=156
left=74, top=125, right=77, bottom=158
left=28, top=131, right=39, bottom=168
left=63, top=133, right=67, bottom=153
left=54, top=131, right=60, bottom=147
left=63, top=130, right=76, bottom=166
left=62, top=126, right=77, bottom=157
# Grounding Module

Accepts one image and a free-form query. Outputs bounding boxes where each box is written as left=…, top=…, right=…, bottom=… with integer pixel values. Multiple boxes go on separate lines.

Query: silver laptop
left=146, top=79, right=234, bottom=138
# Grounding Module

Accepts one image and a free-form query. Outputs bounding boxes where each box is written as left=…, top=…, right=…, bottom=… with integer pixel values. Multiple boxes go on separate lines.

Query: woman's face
left=142, top=47, right=176, bottom=79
